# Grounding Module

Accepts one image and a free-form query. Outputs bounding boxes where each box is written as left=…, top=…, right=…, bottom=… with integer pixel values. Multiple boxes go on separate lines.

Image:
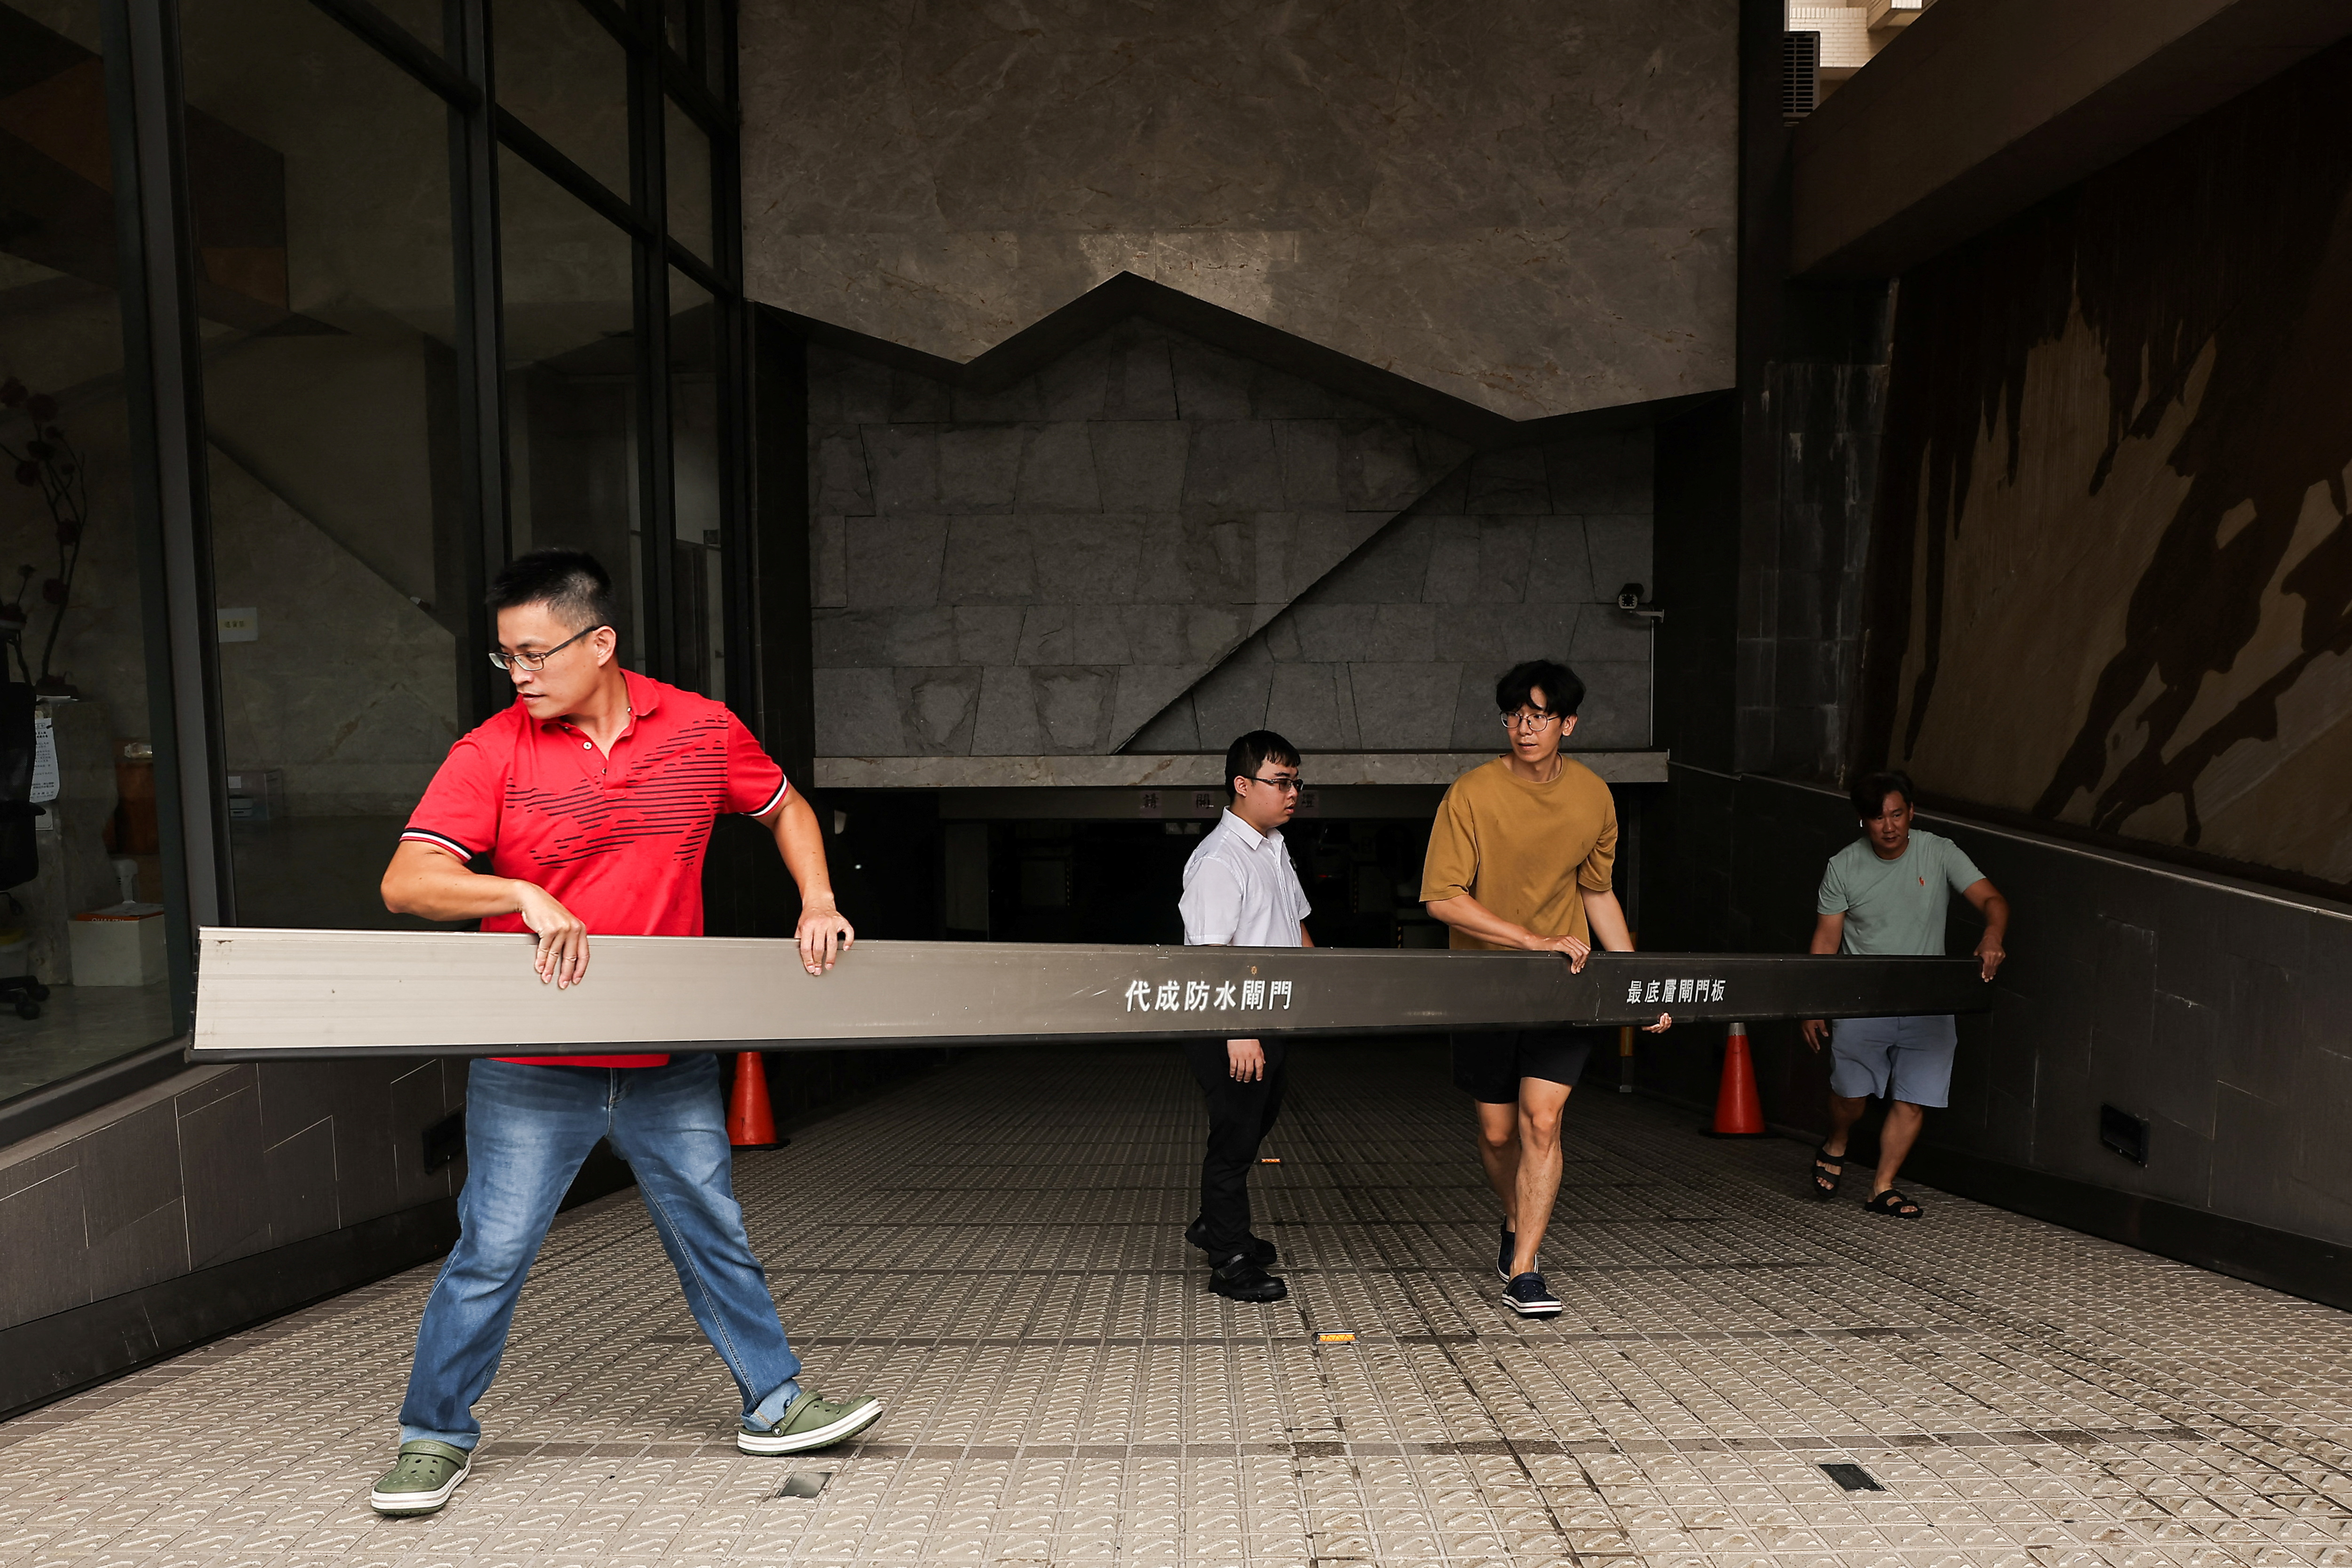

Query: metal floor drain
left=779, top=1471, right=832, bottom=1498
left=1821, top=1463, right=1885, bottom=1492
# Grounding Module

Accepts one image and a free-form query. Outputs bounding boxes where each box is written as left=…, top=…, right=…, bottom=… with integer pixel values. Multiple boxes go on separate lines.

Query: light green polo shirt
left=1816, top=829, right=1985, bottom=956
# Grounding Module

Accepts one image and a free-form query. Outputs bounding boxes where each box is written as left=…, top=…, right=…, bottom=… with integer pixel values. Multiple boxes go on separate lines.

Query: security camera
left=1617, top=582, right=1664, bottom=622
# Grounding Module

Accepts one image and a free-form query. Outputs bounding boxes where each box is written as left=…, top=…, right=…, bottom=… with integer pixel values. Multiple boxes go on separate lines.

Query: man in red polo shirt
left=365, top=549, right=880, bottom=1518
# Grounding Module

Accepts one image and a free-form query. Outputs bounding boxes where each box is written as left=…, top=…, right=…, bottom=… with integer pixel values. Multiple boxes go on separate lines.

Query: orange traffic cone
left=727, top=1051, right=787, bottom=1151
left=1706, top=1021, right=1770, bottom=1137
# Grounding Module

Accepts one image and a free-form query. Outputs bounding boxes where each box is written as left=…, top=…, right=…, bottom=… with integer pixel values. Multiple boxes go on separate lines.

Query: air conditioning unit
left=1867, top=0, right=1929, bottom=30
left=1782, top=31, right=1820, bottom=122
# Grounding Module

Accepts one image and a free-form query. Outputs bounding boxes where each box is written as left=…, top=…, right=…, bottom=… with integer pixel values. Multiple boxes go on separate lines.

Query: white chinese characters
left=1123, top=975, right=1298, bottom=1012
left=1623, top=978, right=1726, bottom=1005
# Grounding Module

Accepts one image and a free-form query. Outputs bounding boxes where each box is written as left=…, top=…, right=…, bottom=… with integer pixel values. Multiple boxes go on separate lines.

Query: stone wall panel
left=1126, top=428, right=1655, bottom=754
left=810, top=321, right=1661, bottom=758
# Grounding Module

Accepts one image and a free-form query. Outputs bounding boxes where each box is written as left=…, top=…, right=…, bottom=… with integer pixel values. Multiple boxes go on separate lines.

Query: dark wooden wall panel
left=1858, top=38, right=2352, bottom=891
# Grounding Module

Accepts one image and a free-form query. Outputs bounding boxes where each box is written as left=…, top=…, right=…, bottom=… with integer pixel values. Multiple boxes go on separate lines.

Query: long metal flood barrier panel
left=188, top=928, right=1992, bottom=1060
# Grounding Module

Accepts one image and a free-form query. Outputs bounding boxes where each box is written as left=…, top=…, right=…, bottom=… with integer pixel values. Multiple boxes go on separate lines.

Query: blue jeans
left=398, top=1055, right=802, bottom=1449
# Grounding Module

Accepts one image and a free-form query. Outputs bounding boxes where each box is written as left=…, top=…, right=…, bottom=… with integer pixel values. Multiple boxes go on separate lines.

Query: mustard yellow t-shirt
left=1418, top=756, right=1617, bottom=949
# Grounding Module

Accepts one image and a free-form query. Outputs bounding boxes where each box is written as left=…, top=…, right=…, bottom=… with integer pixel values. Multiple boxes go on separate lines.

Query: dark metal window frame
left=303, top=0, right=747, bottom=700
left=1, top=0, right=753, bottom=1147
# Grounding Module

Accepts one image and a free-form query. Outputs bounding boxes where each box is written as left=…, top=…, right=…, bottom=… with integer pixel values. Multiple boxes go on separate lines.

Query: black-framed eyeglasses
left=1243, top=773, right=1305, bottom=794
left=488, top=624, right=603, bottom=672
left=1501, top=708, right=1561, bottom=731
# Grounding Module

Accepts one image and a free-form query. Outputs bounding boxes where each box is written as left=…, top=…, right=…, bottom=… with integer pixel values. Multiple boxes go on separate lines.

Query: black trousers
left=1182, top=1036, right=1288, bottom=1258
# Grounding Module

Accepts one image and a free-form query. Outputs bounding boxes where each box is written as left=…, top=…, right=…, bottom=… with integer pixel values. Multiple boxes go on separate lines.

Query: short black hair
left=1495, top=659, right=1583, bottom=717
left=489, top=548, right=615, bottom=633
left=1224, top=730, right=1300, bottom=796
left=1850, top=769, right=1916, bottom=820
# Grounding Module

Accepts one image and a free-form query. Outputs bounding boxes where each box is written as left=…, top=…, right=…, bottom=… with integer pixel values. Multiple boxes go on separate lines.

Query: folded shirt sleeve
left=1179, top=858, right=1245, bottom=944
left=1577, top=792, right=1619, bottom=892
left=401, top=732, right=499, bottom=860
left=724, top=712, right=791, bottom=817
left=1418, top=785, right=1478, bottom=903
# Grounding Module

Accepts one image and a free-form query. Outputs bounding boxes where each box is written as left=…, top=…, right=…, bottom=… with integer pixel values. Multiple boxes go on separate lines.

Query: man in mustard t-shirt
left=1421, top=659, right=1669, bottom=1319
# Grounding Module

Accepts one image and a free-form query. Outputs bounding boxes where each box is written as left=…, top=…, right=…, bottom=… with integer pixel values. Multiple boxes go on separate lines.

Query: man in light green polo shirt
left=1803, top=769, right=2009, bottom=1220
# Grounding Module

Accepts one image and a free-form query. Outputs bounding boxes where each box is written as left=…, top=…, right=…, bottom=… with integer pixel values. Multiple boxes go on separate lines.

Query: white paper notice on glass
left=31, top=715, right=59, bottom=804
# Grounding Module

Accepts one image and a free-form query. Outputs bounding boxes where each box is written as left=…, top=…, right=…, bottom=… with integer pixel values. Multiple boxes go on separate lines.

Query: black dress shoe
left=1186, top=1217, right=1277, bottom=1266
left=1209, top=1252, right=1288, bottom=1302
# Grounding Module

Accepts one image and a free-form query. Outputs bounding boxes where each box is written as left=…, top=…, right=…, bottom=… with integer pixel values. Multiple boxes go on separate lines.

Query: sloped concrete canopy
left=740, top=0, right=1738, bottom=424
left=1792, top=0, right=2352, bottom=279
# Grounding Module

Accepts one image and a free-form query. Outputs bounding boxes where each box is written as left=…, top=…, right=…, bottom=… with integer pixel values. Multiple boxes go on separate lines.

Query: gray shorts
left=1828, top=1015, right=1958, bottom=1108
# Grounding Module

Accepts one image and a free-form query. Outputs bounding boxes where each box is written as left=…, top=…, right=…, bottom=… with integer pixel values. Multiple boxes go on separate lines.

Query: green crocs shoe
left=368, top=1439, right=471, bottom=1516
left=738, top=1391, right=883, bottom=1455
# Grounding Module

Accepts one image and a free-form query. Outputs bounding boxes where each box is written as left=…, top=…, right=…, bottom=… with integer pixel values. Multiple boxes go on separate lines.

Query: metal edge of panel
left=190, top=929, right=1989, bottom=1059
left=814, top=750, right=1673, bottom=792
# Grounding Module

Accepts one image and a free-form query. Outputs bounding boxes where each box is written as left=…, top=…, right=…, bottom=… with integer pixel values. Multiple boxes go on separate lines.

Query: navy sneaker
left=1496, top=1225, right=1517, bottom=1283
left=1502, top=1271, right=1562, bottom=1318
left=1186, top=1217, right=1276, bottom=1266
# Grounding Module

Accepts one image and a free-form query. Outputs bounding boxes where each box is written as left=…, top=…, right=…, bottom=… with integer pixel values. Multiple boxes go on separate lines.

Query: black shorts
left=1450, top=1027, right=1606, bottom=1104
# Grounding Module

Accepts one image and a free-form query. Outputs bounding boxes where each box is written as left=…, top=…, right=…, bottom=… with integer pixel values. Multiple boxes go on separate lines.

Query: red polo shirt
left=402, top=671, right=790, bottom=1067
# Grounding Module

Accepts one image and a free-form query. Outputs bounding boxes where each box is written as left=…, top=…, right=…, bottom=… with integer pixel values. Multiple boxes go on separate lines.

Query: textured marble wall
left=811, top=321, right=1472, bottom=756
left=812, top=321, right=1655, bottom=758
left=741, top=0, right=1738, bottom=423
left=1133, top=434, right=1656, bottom=753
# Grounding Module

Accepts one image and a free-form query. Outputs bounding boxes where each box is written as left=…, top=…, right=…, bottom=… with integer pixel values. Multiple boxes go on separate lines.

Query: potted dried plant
left=1, top=377, right=87, bottom=697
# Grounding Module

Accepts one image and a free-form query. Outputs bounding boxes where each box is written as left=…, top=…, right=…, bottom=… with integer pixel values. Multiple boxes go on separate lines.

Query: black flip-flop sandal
left=1811, top=1144, right=1845, bottom=1199
left=1863, top=1188, right=1922, bottom=1220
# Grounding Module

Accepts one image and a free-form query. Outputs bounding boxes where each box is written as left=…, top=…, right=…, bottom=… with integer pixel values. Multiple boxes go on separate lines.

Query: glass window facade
left=492, top=0, right=632, bottom=200
left=0, top=0, right=174, bottom=1098
left=665, top=98, right=714, bottom=266
left=669, top=268, right=722, bottom=696
left=0, top=0, right=749, bottom=1119
left=500, top=146, right=645, bottom=665
left=183, top=0, right=467, bottom=929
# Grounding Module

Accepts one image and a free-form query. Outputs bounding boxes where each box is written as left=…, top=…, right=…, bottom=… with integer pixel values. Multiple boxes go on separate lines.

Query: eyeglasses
left=1243, top=773, right=1304, bottom=794
left=1501, top=708, right=1562, bottom=731
left=488, top=623, right=602, bottom=672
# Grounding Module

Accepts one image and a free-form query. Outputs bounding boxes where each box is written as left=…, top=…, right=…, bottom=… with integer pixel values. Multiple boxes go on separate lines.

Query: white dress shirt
left=1180, top=809, right=1310, bottom=947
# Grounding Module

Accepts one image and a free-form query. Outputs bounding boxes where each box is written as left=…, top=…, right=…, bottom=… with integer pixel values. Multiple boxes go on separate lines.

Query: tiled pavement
left=7, top=1042, right=2352, bottom=1567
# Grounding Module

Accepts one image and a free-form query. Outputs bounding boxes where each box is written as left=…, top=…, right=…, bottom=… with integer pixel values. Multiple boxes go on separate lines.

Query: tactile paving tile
left=5, top=1041, right=2352, bottom=1566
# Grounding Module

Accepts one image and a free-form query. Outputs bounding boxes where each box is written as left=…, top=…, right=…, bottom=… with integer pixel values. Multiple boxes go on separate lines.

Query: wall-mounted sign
left=30, top=715, right=58, bottom=804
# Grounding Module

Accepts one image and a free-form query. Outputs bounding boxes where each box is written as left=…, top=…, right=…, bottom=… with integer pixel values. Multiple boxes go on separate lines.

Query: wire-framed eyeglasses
left=1501, top=708, right=1562, bottom=732
left=488, top=623, right=603, bottom=672
left=1243, top=773, right=1305, bottom=794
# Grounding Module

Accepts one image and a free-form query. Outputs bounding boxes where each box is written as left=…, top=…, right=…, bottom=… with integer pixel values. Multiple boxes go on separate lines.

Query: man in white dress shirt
left=1177, top=730, right=1315, bottom=1303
